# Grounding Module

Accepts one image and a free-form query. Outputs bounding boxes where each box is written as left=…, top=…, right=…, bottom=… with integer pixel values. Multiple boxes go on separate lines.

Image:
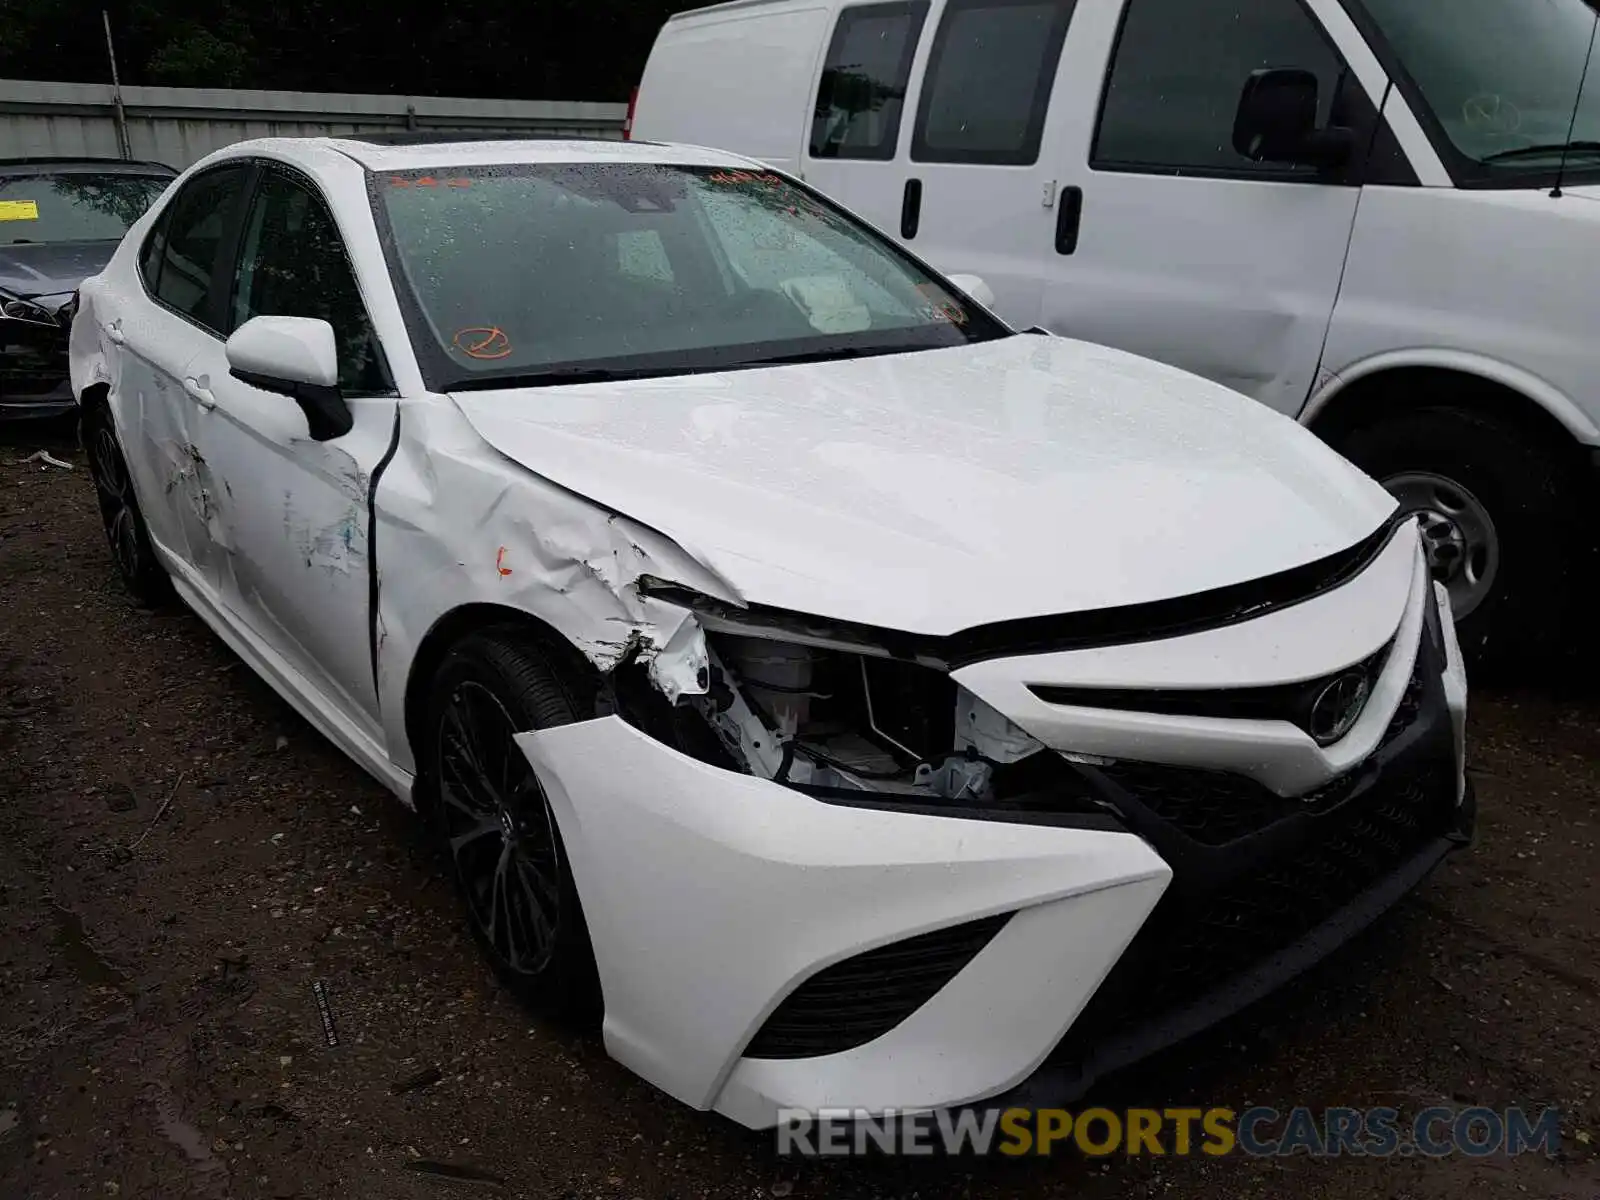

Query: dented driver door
left=186, top=164, right=400, bottom=740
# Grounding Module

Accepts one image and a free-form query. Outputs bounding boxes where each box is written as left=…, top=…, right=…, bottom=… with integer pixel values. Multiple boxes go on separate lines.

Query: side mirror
left=1232, top=68, right=1353, bottom=169
left=225, top=315, right=352, bottom=442
left=946, top=273, right=996, bottom=309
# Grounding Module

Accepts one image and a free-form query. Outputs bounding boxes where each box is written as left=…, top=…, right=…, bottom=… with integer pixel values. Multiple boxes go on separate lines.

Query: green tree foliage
left=0, top=0, right=694, bottom=99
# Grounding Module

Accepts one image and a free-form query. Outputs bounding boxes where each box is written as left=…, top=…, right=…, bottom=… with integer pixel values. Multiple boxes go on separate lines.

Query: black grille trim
left=641, top=512, right=1409, bottom=670
left=1091, top=646, right=1428, bottom=847
left=742, top=913, right=1013, bottom=1060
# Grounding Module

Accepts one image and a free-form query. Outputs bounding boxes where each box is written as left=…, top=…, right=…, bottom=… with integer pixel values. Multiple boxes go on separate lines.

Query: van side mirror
left=225, top=315, right=352, bottom=442
left=1232, top=68, right=1354, bottom=169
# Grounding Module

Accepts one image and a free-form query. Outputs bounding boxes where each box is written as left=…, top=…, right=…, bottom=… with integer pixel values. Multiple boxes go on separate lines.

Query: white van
left=630, top=0, right=1600, bottom=666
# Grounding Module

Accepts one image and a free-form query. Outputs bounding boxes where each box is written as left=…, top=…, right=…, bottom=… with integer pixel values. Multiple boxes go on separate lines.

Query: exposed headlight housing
left=1, top=292, right=65, bottom=328
left=636, top=576, right=1056, bottom=806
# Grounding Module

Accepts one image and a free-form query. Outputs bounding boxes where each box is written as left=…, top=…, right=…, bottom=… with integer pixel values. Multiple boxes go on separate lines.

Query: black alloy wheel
left=81, top=404, right=171, bottom=606
left=423, top=631, right=600, bottom=1020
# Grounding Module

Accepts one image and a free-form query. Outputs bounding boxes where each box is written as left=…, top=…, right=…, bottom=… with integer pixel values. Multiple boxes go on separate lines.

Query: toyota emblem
left=1309, top=671, right=1371, bottom=746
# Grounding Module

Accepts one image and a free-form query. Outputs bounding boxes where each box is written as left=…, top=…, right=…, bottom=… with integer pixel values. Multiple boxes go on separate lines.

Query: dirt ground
left=1, top=419, right=1597, bottom=1200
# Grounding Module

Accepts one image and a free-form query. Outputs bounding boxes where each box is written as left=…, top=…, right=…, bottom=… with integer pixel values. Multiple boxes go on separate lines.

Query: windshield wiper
left=722, top=345, right=903, bottom=369
left=446, top=364, right=699, bottom=392
left=1481, top=140, right=1600, bottom=164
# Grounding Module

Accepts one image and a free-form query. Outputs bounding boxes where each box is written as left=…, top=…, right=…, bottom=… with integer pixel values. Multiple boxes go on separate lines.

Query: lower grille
left=743, top=913, right=1012, bottom=1060
left=1050, top=710, right=1455, bottom=1070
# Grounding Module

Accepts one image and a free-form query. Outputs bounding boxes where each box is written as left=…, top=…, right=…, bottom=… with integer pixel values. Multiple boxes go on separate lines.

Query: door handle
left=184, top=377, right=216, bottom=409
left=1055, top=186, right=1084, bottom=255
left=901, top=177, right=923, bottom=240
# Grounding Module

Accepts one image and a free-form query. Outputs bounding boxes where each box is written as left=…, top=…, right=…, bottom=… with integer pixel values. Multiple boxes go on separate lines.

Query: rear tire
left=80, top=403, right=172, bottom=608
left=419, top=629, right=601, bottom=1023
left=1332, top=405, right=1578, bottom=671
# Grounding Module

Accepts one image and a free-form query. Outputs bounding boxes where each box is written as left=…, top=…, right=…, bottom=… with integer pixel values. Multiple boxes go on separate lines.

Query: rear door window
left=810, top=1, right=930, bottom=160
left=146, top=165, right=250, bottom=331
left=910, top=0, right=1079, bottom=165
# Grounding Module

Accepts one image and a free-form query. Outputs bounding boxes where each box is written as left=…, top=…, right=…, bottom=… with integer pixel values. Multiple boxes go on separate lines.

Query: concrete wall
left=0, top=79, right=629, bottom=169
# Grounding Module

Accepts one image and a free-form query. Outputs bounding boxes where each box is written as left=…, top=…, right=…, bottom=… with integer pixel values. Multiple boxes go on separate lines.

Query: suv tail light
left=623, top=86, right=639, bottom=141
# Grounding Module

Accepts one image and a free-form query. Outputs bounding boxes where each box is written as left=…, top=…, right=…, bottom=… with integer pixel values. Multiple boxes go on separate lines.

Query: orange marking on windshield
left=453, top=327, right=512, bottom=360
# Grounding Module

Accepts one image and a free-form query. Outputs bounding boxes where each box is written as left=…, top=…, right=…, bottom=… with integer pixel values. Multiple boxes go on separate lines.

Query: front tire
left=81, top=403, right=172, bottom=607
left=1333, top=405, right=1577, bottom=670
left=419, top=630, right=601, bottom=1022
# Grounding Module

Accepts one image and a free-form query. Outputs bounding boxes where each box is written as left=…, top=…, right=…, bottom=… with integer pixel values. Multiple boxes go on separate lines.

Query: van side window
left=810, top=2, right=930, bottom=161
left=910, top=0, right=1079, bottom=165
left=1094, top=0, right=1347, bottom=177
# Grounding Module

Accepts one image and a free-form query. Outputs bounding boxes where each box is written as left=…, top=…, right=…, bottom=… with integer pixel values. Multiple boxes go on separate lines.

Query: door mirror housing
left=225, top=315, right=352, bottom=442
left=1232, top=68, right=1353, bottom=169
left=946, top=273, right=996, bottom=310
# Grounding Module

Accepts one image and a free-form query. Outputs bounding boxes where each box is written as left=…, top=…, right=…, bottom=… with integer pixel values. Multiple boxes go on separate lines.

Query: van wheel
left=1333, top=406, right=1575, bottom=669
left=419, top=629, right=601, bottom=1023
left=81, top=404, right=172, bottom=608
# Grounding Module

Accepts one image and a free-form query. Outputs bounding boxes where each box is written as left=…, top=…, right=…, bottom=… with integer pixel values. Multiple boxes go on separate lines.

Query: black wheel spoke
left=110, top=506, right=138, bottom=577
left=509, top=857, right=556, bottom=961
left=489, top=843, right=520, bottom=968
left=449, top=814, right=502, bottom=857
left=515, top=854, right=560, bottom=921
left=433, top=677, right=564, bottom=981
left=463, top=687, right=517, bottom=800
left=439, top=754, right=495, bottom=819
left=442, top=707, right=490, bottom=785
left=92, top=429, right=127, bottom=499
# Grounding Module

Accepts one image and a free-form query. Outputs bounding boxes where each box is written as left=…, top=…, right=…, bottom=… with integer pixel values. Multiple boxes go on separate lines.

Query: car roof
left=0, top=156, right=176, bottom=176
left=225, top=134, right=763, bottom=174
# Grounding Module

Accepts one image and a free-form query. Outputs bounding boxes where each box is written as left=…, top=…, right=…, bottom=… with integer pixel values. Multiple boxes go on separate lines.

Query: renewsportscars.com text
left=776, top=1105, right=1564, bottom=1158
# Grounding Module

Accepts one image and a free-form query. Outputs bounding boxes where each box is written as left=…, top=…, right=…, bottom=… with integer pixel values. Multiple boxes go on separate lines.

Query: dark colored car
left=0, top=157, right=177, bottom=419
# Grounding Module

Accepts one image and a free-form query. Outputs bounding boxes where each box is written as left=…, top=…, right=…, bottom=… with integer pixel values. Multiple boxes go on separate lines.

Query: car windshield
left=0, top=171, right=172, bottom=245
left=371, top=161, right=1009, bottom=389
left=1357, top=0, right=1600, bottom=174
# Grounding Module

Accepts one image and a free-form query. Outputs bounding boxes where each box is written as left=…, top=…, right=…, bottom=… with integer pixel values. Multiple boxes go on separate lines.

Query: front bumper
left=514, top=557, right=1470, bottom=1130
left=1, top=319, right=73, bottom=419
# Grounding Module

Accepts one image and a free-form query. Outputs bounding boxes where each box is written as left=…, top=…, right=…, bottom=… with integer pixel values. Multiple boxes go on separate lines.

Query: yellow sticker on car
left=0, top=200, right=39, bottom=221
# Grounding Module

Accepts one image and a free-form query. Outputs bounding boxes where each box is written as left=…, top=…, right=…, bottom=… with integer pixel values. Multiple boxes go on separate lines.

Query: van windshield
left=1357, top=0, right=1600, bottom=177
left=371, top=162, right=1008, bottom=391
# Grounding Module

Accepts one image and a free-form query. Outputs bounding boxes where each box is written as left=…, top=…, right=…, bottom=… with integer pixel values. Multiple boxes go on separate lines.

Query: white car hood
left=450, top=334, right=1397, bottom=635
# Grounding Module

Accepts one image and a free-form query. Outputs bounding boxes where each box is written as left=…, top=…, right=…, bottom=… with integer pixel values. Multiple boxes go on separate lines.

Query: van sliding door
left=802, top=1, right=931, bottom=228
left=889, top=0, right=1082, bottom=329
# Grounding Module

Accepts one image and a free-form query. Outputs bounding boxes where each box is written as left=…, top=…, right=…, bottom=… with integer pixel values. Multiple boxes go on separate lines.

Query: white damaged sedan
left=70, top=135, right=1473, bottom=1127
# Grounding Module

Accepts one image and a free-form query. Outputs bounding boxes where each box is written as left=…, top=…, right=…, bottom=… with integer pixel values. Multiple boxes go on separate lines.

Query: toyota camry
left=68, top=134, right=1473, bottom=1127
